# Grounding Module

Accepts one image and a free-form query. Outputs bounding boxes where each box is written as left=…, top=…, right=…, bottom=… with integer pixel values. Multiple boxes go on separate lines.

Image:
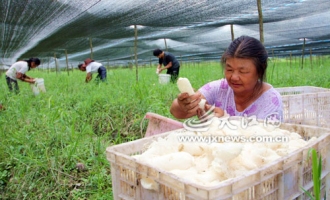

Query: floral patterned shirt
left=199, top=79, right=283, bottom=121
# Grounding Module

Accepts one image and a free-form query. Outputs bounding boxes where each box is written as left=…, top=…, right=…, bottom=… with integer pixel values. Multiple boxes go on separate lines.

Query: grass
left=301, top=148, right=323, bottom=200
left=0, top=56, right=330, bottom=199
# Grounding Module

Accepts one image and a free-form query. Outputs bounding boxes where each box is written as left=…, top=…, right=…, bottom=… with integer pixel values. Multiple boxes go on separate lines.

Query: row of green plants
left=0, top=58, right=329, bottom=199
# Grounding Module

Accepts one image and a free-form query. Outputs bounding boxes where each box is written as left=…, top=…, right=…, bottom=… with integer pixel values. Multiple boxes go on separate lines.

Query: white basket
left=30, top=78, right=46, bottom=95
left=158, top=74, right=171, bottom=84
left=106, top=123, right=330, bottom=200
left=276, top=86, right=330, bottom=96
left=275, top=86, right=330, bottom=128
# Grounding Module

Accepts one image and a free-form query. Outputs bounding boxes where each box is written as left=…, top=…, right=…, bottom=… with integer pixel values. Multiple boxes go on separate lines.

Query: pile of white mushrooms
left=134, top=118, right=316, bottom=187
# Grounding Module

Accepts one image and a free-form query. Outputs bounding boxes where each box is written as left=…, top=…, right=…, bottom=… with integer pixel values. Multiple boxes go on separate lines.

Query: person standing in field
left=78, top=58, right=107, bottom=83
left=153, top=49, right=180, bottom=83
left=5, top=58, right=41, bottom=93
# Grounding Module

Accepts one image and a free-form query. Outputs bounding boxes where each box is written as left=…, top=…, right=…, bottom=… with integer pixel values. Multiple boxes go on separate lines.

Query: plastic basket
left=276, top=86, right=330, bottom=96
left=143, top=112, right=183, bottom=137
left=275, top=86, right=330, bottom=128
left=30, top=78, right=46, bottom=95
left=158, top=74, right=171, bottom=84
left=106, top=121, right=330, bottom=200
left=36, top=78, right=46, bottom=93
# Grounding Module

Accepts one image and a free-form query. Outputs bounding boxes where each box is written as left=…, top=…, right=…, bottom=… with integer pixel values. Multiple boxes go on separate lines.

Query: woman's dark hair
left=25, top=57, right=41, bottom=70
left=78, top=63, right=84, bottom=69
left=221, top=35, right=268, bottom=85
left=153, top=49, right=163, bottom=56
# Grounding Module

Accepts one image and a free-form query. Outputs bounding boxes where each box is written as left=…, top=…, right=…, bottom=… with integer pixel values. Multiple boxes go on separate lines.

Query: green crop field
left=0, top=57, right=330, bottom=199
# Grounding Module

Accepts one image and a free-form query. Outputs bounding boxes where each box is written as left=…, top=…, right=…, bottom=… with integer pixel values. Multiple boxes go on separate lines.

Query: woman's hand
left=177, top=92, right=201, bottom=113
left=16, top=73, right=35, bottom=83
left=170, top=92, right=202, bottom=119
left=197, top=103, right=224, bottom=119
left=26, top=78, right=35, bottom=83
left=30, top=78, right=36, bottom=84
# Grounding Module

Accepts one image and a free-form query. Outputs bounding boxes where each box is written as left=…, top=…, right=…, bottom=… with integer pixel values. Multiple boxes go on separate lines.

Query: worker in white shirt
left=78, top=58, right=107, bottom=83
left=5, top=58, right=41, bottom=93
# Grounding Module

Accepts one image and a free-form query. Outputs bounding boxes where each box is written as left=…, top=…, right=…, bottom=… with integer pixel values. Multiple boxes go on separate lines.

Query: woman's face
left=79, top=63, right=87, bottom=71
left=31, top=62, right=39, bottom=68
left=224, top=58, right=259, bottom=94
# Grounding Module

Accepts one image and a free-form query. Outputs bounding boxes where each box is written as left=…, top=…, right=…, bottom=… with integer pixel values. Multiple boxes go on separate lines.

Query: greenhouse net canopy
left=0, top=0, right=329, bottom=69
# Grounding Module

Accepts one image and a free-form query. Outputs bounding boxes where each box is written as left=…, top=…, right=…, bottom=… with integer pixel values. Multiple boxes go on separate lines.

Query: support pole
left=301, top=38, right=306, bottom=69
left=65, top=50, right=69, bottom=76
left=89, top=37, right=93, bottom=59
left=290, top=52, right=292, bottom=68
left=164, top=38, right=168, bottom=51
left=134, top=25, right=138, bottom=82
left=180, top=54, right=182, bottom=68
left=230, top=24, right=234, bottom=41
left=257, top=0, right=264, bottom=44
left=54, top=53, right=58, bottom=75
left=309, top=49, right=312, bottom=70
left=48, top=57, right=51, bottom=73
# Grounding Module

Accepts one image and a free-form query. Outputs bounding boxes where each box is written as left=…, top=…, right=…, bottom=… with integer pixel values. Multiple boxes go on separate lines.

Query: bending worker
left=153, top=49, right=180, bottom=83
left=5, top=57, right=41, bottom=93
left=78, top=58, right=107, bottom=83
